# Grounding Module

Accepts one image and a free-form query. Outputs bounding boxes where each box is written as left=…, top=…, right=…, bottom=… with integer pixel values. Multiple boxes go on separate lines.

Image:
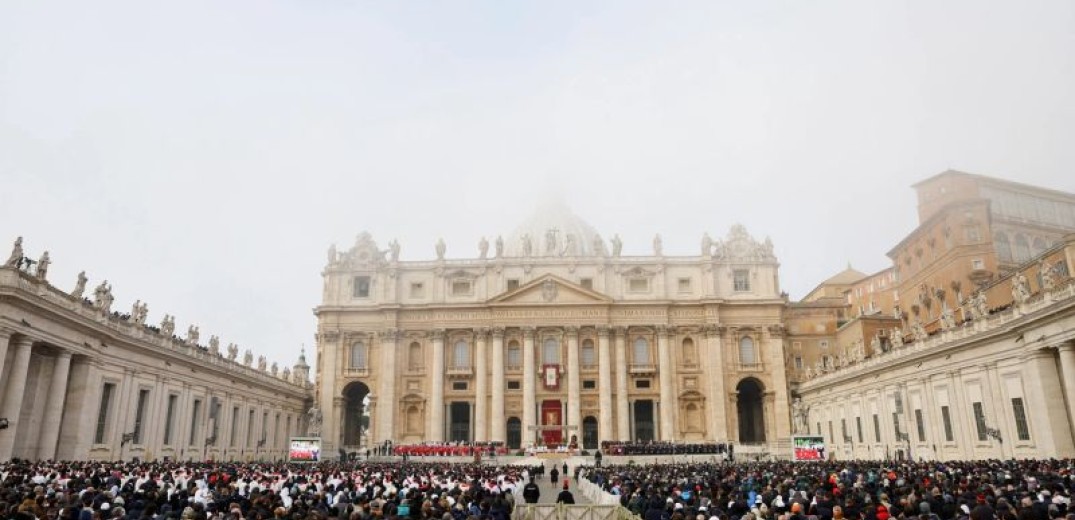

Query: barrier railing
left=512, top=504, right=636, bottom=520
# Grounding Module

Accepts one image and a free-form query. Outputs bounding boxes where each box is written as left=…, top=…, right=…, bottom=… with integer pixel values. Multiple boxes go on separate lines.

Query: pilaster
left=597, top=325, right=613, bottom=444
left=657, top=325, right=675, bottom=440
left=429, top=329, right=446, bottom=441
left=474, top=327, right=489, bottom=442
left=490, top=327, right=506, bottom=442
left=565, top=326, right=581, bottom=438
left=614, top=327, right=629, bottom=440
left=522, top=327, right=536, bottom=446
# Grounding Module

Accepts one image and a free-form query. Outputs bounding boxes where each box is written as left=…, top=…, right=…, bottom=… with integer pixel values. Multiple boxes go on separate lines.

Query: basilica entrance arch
left=342, top=382, right=370, bottom=448
left=736, top=378, right=765, bottom=444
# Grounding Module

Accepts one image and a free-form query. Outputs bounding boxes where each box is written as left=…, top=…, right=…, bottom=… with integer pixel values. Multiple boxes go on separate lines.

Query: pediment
left=489, top=274, right=612, bottom=305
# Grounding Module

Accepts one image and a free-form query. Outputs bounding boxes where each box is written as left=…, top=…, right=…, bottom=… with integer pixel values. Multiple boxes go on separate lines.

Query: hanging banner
left=543, top=364, right=560, bottom=389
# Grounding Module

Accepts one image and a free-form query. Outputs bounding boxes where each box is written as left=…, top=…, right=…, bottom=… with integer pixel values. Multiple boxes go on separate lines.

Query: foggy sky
left=2, top=1, right=1073, bottom=370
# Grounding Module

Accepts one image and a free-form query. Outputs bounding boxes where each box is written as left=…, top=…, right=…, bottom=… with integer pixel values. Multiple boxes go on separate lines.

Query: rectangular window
left=133, top=389, right=150, bottom=444
left=733, top=270, right=751, bottom=291
left=506, top=279, right=520, bottom=291
left=677, top=278, right=692, bottom=293
left=164, top=395, right=178, bottom=445
left=353, top=276, right=370, bottom=298
left=507, top=380, right=521, bottom=390
left=873, top=413, right=881, bottom=443
left=973, top=402, right=988, bottom=441
left=247, top=409, right=255, bottom=446
left=816, top=422, right=821, bottom=436
left=635, top=379, right=651, bottom=389
left=582, top=380, right=596, bottom=390
left=580, top=278, right=593, bottom=290
left=189, top=399, right=202, bottom=446
left=94, top=383, right=115, bottom=444
left=941, top=405, right=954, bottom=442
left=409, top=282, right=425, bottom=298
left=841, top=419, right=848, bottom=442
left=452, top=381, right=468, bottom=391
left=794, top=356, right=803, bottom=370
left=915, top=409, right=926, bottom=442
left=828, top=421, right=834, bottom=442
left=1012, top=398, right=1031, bottom=441
left=856, top=416, right=864, bottom=443
left=972, top=259, right=985, bottom=270
left=628, top=278, right=650, bottom=292
left=286, top=416, right=292, bottom=440
left=451, top=280, right=472, bottom=296
left=893, top=412, right=901, bottom=438
left=506, top=346, right=521, bottom=367
left=230, top=406, right=239, bottom=447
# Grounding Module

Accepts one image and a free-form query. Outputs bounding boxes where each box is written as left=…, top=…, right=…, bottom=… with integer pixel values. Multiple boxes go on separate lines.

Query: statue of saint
left=1012, top=273, right=1031, bottom=305
left=131, top=300, right=142, bottom=321
left=243, top=349, right=253, bottom=366
left=563, top=234, right=578, bottom=256
left=791, top=398, right=810, bottom=434
left=611, top=234, right=623, bottom=257
left=435, top=238, right=446, bottom=260
left=940, top=306, right=956, bottom=330
left=161, top=315, right=175, bottom=337
left=271, top=362, right=279, bottom=376
left=653, top=234, right=663, bottom=256
left=35, top=251, right=50, bottom=280
left=974, top=291, right=990, bottom=318
left=257, top=355, right=267, bottom=371
left=495, top=235, right=504, bottom=258
left=307, top=406, right=323, bottom=436
left=1041, top=260, right=1057, bottom=293
left=94, top=280, right=111, bottom=311
left=5, top=236, right=23, bottom=267
left=521, top=234, right=533, bottom=257
left=478, top=237, right=489, bottom=259
left=701, top=233, right=713, bottom=257
left=389, top=239, right=401, bottom=262
left=136, top=302, right=148, bottom=325
left=187, top=325, right=200, bottom=346
left=282, top=367, right=291, bottom=380
left=209, top=335, right=220, bottom=355
left=327, top=244, right=337, bottom=265
left=912, top=321, right=928, bottom=342
left=71, top=271, right=88, bottom=300
left=227, top=342, right=239, bottom=360
left=891, top=327, right=904, bottom=349
left=593, top=235, right=607, bottom=257
left=545, top=228, right=559, bottom=255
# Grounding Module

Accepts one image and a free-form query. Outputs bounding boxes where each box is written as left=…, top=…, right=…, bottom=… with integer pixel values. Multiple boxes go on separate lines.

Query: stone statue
left=227, top=342, right=239, bottom=360
left=327, top=244, right=337, bottom=265
left=871, top=335, right=883, bottom=354
left=131, top=301, right=148, bottom=325
left=93, top=281, right=113, bottom=312
left=209, top=335, right=220, bottom=355
left=435, top=238, right=446, bottom=260
left=701, top=233, right=713, bottom=256
left=974, top=291, right=990, bottom=319
left=1012, top=272, right=1031, bottom=305
left=131, top=300, right=142, bottom=321
left=282, top=367, right=291, bottom=380
left=71, top=271, right=88, bottom=300
left=243, top=349, right=253, bottom=366
left=762, top=237, right=775, bottom=258
left=271, top=362, right=278, bottom=376
left=187, top=325, right=200, bottom=346
left=912, top=321, right=928, bottom=342
left=593, top=235, right=607, bottom=257
left=306, top=406, right=323, bottom=436
left=389, top=239, right=401, bottom=262
left=563, top=233, right=578, bottom=256
left=6, top=236, right=23, bottom=267
left=940, top=306, right=957, bottom=330
left=1041, top=260, right=1057, bottom=293
left=653, top=234, right=663, bottom=256
left=521, top=234, right=533, bottom=257
left=891, top=327, right=904, bottom=349
left=478, top=236, right=489, bottom=259
left=791, top=398, right=810, bottom=434
left=257, top=355, right=267, bottom=371
left=161, top=315, right=175, bottom=337
left=611, top=234, right=623, bottom=257
left=495, top=235, right=504, bottom=258
left=545, top=228, right=559, bottom=255
left=35, top=251, right=50, bottom=280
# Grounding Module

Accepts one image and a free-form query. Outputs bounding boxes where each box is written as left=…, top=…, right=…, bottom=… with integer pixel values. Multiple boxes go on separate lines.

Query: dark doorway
left=449, top=402, right=471, bottom=442
left=342, top=382, right=370, bottom=447
left=583, top=416, right=598, bottom=449
left=737, top=378, right=766, bottom=444
left=633, top=400, right=655, bottom=441
left=506, top=417, right=521, bottom=449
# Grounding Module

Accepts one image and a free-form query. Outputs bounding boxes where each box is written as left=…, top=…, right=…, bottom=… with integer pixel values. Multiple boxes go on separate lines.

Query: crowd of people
left=392, top=443, right=510, bottom=458
left=600, top=442, right=731, bottom=456
left=583, top=459, right=1075, bottom=520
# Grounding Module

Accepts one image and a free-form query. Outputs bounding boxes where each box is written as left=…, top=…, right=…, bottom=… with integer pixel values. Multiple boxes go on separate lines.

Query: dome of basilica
left=503, top=199, right=606, bottom=258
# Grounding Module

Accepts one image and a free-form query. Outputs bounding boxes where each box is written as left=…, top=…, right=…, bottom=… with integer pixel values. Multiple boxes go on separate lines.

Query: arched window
left=633, top=337, right=650, bottom=364
left=408, top=342, right=422, bottom=371
left=739, top=336, right=756, bottom=365
left=581, top=339, right=596, bottom=367
left=1014, top=234, right=1031, bottom=262
left=350, top=342, right=367, bottom=369
left=543, top=338, right=560, bottom=364
left=506, top=340, right=521, bottom=368
left=681, top=338, right=697, bottom=365
left=995, top=232, right=1013, bottom=262
left=452, top=340, right=469, bottom=368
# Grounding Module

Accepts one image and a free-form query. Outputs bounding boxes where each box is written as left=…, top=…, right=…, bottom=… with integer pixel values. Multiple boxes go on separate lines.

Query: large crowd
left=600, top=442, right=731, bottom=456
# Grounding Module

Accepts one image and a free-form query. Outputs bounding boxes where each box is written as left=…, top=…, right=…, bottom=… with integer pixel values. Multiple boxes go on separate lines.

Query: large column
left=1057, top=343, right=1075, bottom=437
left=378, top=329, right=398, bottom=443
left=766, top=326, right=792, bottom=442
left=429, top=329, right=446, bottom=442
left=0, top=336, right=34, bottom=460
left=490, top=328, right=506, bottom=443
left=705, top=325, right=728, bottom=441
left=566, top=326, right=581, bottom=437
left=474, top=328, right=489, bottom=442
left=0, top=329, right=12, bottom=389
left=614, top=327, right=630, bottom=441
left=597, top=326, right=613, bottom=444
left=37, top=350, right=73, bottom=460
left=522, top=327, right=537, bottom=447
left=318, top=331, right=341, bottom=455
left=657, top=326, right=675, bottom=441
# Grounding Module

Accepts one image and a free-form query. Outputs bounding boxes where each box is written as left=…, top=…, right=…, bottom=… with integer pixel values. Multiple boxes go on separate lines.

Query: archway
left=736, top=378, right=765, bottom=444
left=506, top=417, right=522, bottom=449
left=342, top=381, right=370, bottom=448
left=582, top=416, right=598, bottom=449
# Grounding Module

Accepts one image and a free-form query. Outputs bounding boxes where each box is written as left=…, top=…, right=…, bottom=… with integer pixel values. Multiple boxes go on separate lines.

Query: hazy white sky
left=2, top=1, right=1073, bottom=370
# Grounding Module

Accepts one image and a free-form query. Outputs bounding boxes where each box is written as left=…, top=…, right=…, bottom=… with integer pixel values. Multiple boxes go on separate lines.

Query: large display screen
left=289, top=438, right=321, bottom=462
left=792, top=436, right=827, bottom=461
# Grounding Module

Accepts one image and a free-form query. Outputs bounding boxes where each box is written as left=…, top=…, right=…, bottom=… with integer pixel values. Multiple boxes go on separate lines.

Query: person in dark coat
left=550, top=467, right=560, bottom=485
left=557, top=481, right=576, bottom=505
left=523, top=479, right=541, bottom=504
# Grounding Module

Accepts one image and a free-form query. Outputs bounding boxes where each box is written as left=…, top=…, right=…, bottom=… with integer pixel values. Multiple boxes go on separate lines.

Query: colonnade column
left=706, top=325, right=728, bottom=441
left=38, top=350, right=73, bottom=460
left=0, top=329, right=11, bottom=387
left=0, top=336, right=34, bottom=460
left=474, top=328, right=489, bottom=442
left=657, top=325, right=675, bottom=441
left=522, top=327, right=536, bottom=445
left=378, top=329, right=398, bottom=443
left=614, top=327, right=630, bottom=441
left=566, top=326, right=581, bottom=436
left=490, top=328, right=506, bottom=442
left=1056, top=343, right=1075, bottom=441
left=429, top=329, right=446, bottom=442
left=597, top=326, right=613, bottom=444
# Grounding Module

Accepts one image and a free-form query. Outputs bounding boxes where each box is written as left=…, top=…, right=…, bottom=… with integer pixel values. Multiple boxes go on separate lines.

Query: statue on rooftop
left=389, top=239, right=401, bottom=262
left=521, top=234, right=533, bottom=257
left=227, top=342, right=238, bottom=361
left=71, top=271, right=88, bottom=300
left=545, top=228, right=559, bottom=255
left=435, top=238, right=446, bottom=260
left=35, top=251, right=50, bottom=280
left=271, top=362, right=278, bottom=376
left=258, top=355, right=267, bottom=371
left=495, top=235, right=504, bottom=258
left=653, top=234, right=663, bottom=256
left=1041, top=260, right=1057, bottom=293
left=701, top=233, right=713, bottom=257
left=327, top=244, right=337, bottom=265
left=244, top=349, right=253, bottom=366
left=891, top=327, right=904, bottom=349
left=94, top=280, right=113, bottom=312
left=161, top=315, right=175, bottom=337
left=187, top=325, right=200, bottom=346
left=593, top=235, right=607, bottom=257
left=209, top=335, right=220, bottom=355
left=479, top=236, right=489, bottom=259
left=1012, top=272, right=1031, bottom=305
left=611, top=234, right=623, bottom=257
left=6, top=236, right=23, bottom=267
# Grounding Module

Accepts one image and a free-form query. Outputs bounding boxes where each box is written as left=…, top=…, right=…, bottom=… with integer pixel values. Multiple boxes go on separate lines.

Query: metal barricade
left=513, top=504, right=637, bottom=520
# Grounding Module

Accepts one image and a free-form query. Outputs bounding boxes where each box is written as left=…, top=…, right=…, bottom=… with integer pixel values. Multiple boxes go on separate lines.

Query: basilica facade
left=314, top=207, right=791, bottom=455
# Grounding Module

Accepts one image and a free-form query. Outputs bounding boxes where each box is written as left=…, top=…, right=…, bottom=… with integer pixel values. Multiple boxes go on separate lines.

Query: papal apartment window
left=409, top=282, right=425, bottom=298
left=94, top=382, right=116, bottom=444
left=677, top=278, right=692, bottom=293
left=733, top=270, right=751, bottom=292
left=452, top=280, right=472, bottom=296
left=133, top=389, right=150, bottom=444
left=543, top=338, right=560, bottom=364
left=353, top=276, right=371, bottom=298
left=629, top=278, right=650, bottom=292
left=580, top=278, right=593, bottom=290
left=506, top=279, right=520, bottom=291
left=794, top=356, right=803, bottom=370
